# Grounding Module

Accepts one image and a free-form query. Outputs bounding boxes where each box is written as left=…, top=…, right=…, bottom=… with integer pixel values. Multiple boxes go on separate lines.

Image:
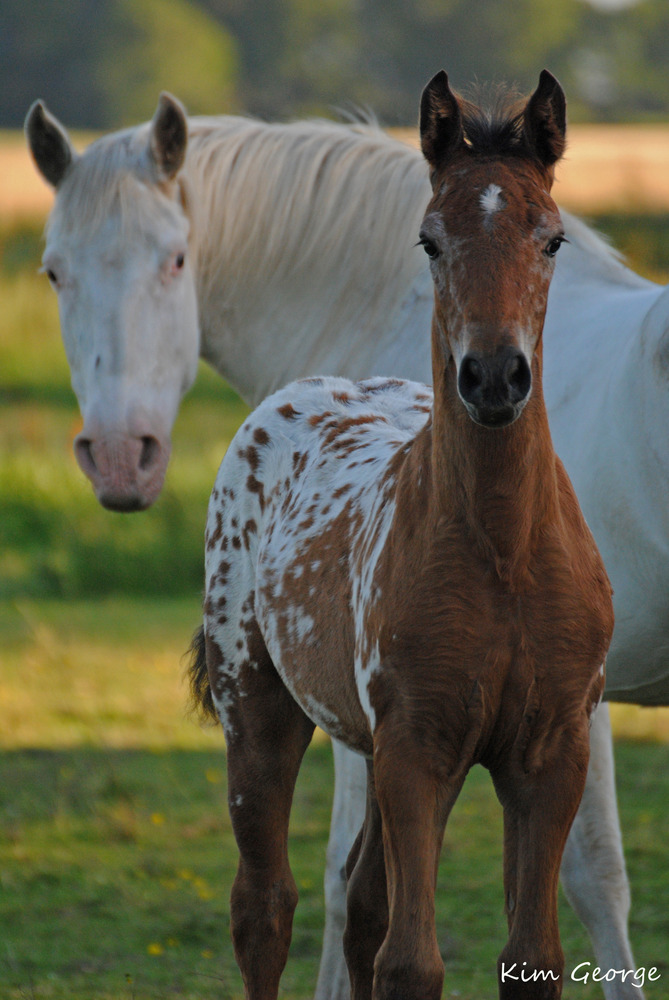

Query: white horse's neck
left=556, top=210, right=653, bottom=293
left=540, top=216, right=669, bottom=688
left=183, top=117, right=433, bottom=404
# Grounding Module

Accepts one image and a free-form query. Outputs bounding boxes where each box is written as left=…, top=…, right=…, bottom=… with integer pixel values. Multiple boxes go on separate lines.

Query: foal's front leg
left=492, top=717, right=591, bottom=999
left=220, top=632, right=315, bottom=1000
left=367, top=735, right=471, bottom=1000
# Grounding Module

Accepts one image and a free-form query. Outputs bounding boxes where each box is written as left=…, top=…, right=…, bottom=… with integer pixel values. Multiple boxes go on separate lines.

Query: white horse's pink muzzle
left=74, top=428, right=171, bottom=512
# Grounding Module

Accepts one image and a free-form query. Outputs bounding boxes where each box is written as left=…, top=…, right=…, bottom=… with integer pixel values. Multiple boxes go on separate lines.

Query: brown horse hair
left=453, top=81, right=566, bottom=165
left=186, top=624, right=218, bottom=724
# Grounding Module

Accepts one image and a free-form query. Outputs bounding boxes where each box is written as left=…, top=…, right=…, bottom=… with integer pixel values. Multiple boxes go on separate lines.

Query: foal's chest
left=365, top=530, right=610, bottom=762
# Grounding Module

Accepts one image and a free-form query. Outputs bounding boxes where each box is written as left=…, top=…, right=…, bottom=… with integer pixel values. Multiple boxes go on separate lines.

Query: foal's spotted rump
left=204, top=376, right=431, bottom=753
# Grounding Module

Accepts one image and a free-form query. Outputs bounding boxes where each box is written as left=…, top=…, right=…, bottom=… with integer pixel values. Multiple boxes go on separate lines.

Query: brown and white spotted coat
left=204, top=376, right=432, bottom=754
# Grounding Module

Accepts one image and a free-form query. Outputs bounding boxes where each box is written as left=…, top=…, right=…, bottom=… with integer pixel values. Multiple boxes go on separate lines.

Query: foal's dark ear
left=523, top=70, right=566, bottom=168
left=420, top=71, right=464, bottom=172
left=25, top=100, right=76, bottom=189
left=150, top=92, right=188, bottom=180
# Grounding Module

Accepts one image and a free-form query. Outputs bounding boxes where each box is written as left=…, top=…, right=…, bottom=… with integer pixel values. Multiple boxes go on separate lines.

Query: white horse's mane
left=184, top=115, right=430, bottom=308
left=48, top=112, right=651, bottom=297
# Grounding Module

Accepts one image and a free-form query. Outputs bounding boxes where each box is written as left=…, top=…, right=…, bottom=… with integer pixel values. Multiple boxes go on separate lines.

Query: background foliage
left=4, top=0, right=669, bottom=128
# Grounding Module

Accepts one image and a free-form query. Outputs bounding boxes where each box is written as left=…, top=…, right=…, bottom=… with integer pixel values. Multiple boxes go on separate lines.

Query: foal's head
left=419, top=71, right=566, bottom=428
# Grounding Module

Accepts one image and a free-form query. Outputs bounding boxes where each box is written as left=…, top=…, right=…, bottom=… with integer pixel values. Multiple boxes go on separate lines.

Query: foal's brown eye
left=175, top=252, right=185, bottom=269
left=419, top=237, right=440, bottom=261
left=545, top=236, right=565, bottom=258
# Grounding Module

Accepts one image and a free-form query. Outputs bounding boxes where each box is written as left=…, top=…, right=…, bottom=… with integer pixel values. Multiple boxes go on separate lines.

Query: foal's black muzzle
left=458, top=346, right=532, bottom=428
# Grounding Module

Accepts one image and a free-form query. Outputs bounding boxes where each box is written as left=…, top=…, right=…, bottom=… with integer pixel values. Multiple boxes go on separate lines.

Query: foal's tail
left=186, top=625, right=219, bottom=725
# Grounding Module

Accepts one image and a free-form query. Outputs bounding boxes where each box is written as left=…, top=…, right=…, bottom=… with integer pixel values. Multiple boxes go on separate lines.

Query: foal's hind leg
left=208, top=619, right=315, bottom=1000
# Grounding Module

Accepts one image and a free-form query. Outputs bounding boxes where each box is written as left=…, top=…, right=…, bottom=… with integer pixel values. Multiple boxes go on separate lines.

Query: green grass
left=0, top=738, right=668, bottom=999
left=0, top=744, right=329, bottom=1000
left=0, top=218, right=45, bottom=276
left=1, top=597, right=206, bottom=749
left=1, top=597, right=668, bottom=998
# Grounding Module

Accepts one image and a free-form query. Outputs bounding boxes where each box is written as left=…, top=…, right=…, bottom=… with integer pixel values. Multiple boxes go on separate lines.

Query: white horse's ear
left=419, top=71, right=464, bottom=173
left=150, top=93, right=188, bottom=180
left=25, top=100, right=76, bottom=189
left=523, top=70, right=567, bottom=168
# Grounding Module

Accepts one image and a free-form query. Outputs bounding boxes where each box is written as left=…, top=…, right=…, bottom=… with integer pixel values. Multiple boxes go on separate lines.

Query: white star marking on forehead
left=480, top=183, right=504, bottom=218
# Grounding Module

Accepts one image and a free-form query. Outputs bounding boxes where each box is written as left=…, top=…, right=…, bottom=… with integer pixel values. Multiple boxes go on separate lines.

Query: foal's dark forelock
left=425, top=72, right=567, bottom=169
left=458, top=94, right=533, bottom=157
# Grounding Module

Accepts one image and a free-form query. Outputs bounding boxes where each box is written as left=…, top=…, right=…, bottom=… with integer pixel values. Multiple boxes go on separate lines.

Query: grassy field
left=0, top=707, right=668, bottom=998
left=2, top=588, right=669, bottom=1000
left=2, top=127, right=669, bottom=998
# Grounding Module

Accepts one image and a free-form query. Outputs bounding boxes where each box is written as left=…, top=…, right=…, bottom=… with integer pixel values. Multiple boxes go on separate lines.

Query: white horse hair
left=27, top=95, right=669, bottom=1000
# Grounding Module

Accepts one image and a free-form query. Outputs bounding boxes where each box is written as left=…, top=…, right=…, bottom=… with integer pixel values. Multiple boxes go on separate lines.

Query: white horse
left=26, top=94, right=669, bottom=1000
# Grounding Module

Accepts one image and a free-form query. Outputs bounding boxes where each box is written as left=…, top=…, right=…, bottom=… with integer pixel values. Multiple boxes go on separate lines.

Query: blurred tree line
left=1, top=0, right=668, bottom=129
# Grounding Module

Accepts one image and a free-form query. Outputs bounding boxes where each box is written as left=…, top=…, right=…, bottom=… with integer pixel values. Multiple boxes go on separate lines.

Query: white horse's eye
left=42, top=265, right=60, bottom=288
left=164, top=251, right=187, bottom=282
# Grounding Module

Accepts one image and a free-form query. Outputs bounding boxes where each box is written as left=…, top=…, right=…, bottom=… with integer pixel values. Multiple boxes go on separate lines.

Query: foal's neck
left=427, top=342, right=559, bottom=583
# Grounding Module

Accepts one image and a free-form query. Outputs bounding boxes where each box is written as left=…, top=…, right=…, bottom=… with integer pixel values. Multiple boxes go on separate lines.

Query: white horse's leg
left=315, top=739, right=367, bottom=1000
left=560, top=703, right=643, bottom=1000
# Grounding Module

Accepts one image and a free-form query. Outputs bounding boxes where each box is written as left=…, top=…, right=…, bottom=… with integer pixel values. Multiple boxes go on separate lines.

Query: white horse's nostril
left=139, top=436, right=160, bottom=471
left=74, top=437, right=97, bottom=477
left=72, top=429, right=169, bottom=511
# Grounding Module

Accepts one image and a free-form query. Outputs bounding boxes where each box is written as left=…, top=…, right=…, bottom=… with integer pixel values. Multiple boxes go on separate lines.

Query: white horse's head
left=25, top=95, right=199, bottom=511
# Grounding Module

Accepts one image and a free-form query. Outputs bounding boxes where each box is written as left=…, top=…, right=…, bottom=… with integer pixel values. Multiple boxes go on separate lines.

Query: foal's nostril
left=504, top=351, right=532, bottom=402
left=458, top=347, right=532, bottom=426
left=139, top=436, right=160, bottom=471
left=458, top=355, right=485, bottom=403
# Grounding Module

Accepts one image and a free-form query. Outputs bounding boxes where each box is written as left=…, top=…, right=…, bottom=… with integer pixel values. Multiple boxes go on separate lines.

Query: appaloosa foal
left=190, top=70, right=613, bottom=999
